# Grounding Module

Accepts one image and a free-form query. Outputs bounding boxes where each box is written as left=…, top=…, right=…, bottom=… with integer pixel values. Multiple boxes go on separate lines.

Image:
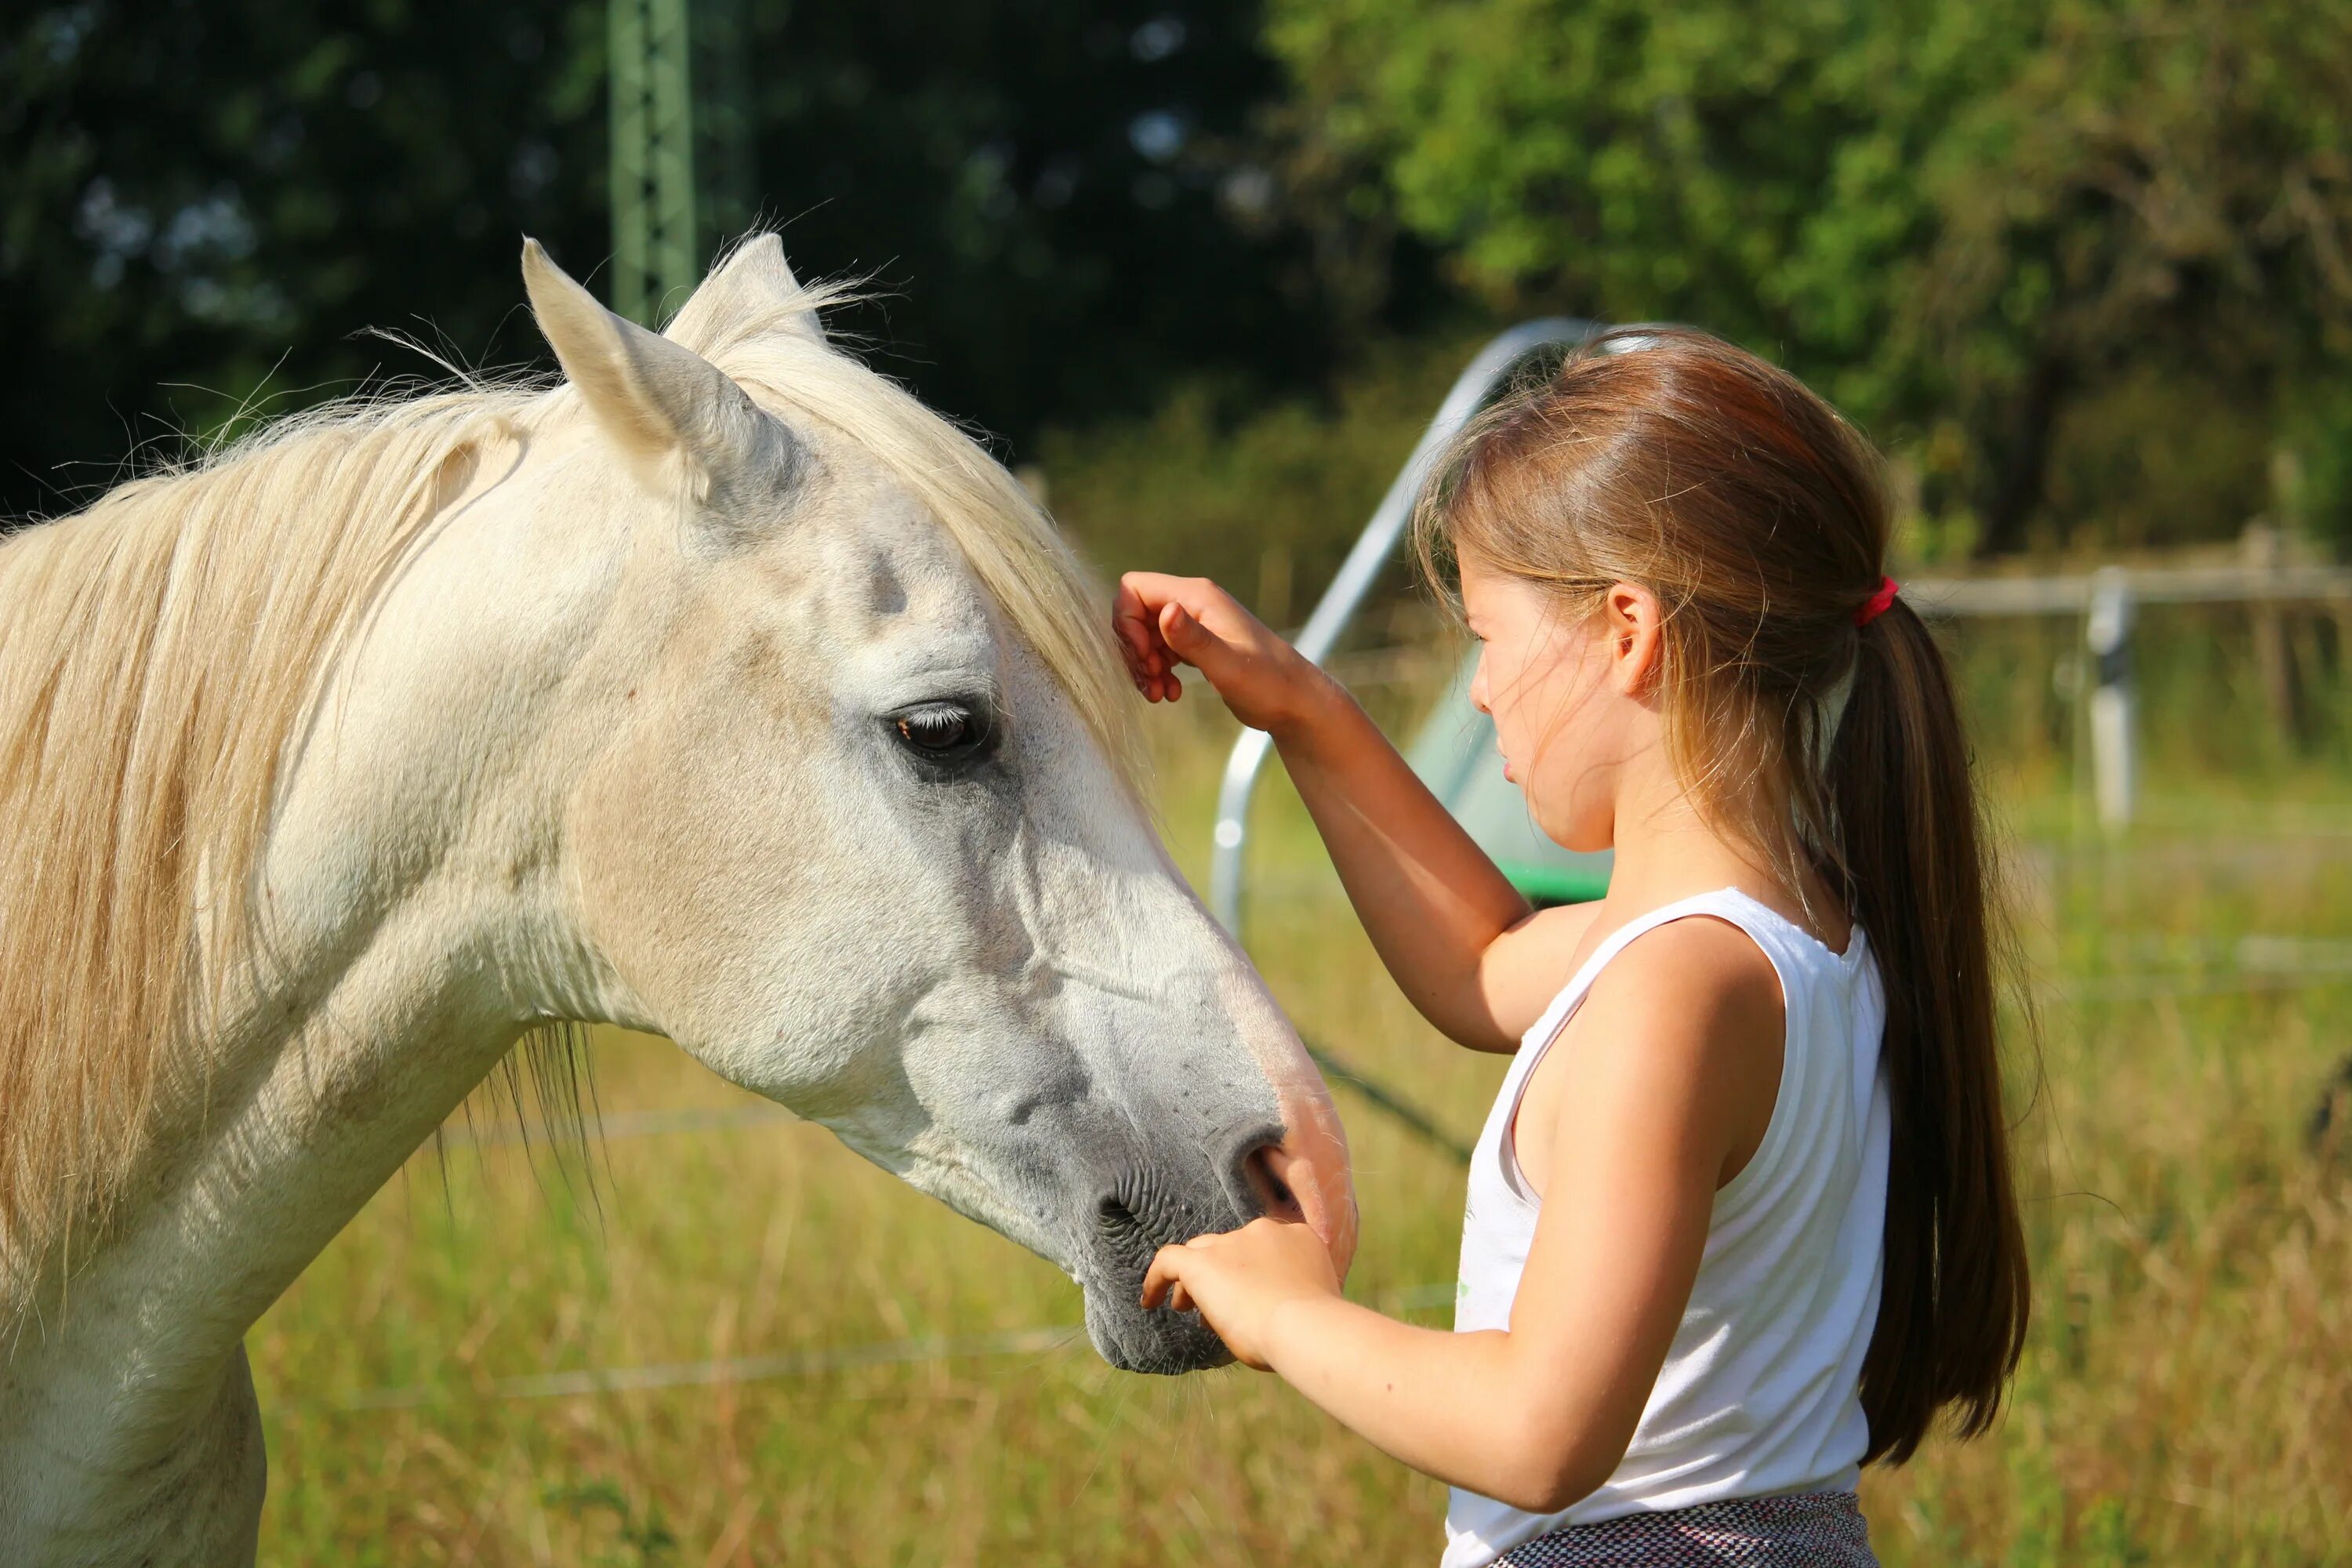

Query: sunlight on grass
left=251, top=628, right=2352, bottom=1566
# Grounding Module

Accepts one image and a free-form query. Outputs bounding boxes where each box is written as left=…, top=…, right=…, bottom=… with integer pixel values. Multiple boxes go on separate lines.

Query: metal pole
left=1207, top=318, right=1596, bottom=934
left=609, top=0, right=699, bottom=325
left=2085, top=564, right=2136, bottom=831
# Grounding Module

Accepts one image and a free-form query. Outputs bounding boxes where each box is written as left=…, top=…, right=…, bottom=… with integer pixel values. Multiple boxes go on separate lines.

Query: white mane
left=0, top=260, right=1138, bottom=1292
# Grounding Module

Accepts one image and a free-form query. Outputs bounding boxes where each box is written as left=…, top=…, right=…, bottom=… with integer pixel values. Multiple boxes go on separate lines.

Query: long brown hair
left=1415, top=327, right=2030, bottom=1464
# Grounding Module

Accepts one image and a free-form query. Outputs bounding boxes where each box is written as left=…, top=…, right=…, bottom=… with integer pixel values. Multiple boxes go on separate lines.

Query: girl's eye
left=887, top=701, right=994, bottom=765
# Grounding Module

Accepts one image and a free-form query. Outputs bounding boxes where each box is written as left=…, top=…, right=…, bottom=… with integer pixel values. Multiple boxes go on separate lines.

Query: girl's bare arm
left=1114, top=572, right=1595, bottom=1051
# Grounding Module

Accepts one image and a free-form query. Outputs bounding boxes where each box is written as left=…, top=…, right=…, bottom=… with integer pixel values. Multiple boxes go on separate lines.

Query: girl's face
left=1459, top=554, right=1650, bottom=855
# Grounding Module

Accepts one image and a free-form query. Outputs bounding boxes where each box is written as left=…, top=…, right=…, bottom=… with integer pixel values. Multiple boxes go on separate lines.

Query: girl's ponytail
left=1831, top=598, right=2031, bottom=1464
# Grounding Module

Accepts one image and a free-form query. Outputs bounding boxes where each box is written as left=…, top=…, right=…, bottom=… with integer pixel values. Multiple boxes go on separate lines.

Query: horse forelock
left=708, top=325, right=1146, bottom=797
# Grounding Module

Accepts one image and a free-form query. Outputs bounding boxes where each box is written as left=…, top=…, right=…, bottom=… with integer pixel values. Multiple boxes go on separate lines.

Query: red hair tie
left=1854, top=575, right=1899, bottom=627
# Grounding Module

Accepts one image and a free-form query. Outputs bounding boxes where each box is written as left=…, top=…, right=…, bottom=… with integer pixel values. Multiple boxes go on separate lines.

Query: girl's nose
left=1468, top=652, right=1493, bottom=715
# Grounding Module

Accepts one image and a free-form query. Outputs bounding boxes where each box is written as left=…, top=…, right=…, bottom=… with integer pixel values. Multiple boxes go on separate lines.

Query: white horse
left=0, top=237, right=1353, bottom=1566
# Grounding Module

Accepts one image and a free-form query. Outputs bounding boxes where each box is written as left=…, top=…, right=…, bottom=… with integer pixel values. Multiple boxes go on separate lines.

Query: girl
left=1114, top=328, right=2029, bottom=1566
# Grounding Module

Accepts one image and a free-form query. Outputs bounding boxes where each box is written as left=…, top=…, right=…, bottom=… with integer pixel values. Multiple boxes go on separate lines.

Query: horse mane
left=0, top=278, right=1140, bottom=1294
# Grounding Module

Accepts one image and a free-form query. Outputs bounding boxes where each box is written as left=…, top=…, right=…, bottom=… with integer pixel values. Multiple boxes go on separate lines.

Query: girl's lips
left=1501, top=758, right=1517, bottom=784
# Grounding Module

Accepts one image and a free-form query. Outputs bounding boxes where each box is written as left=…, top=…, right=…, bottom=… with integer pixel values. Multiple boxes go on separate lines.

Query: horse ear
left=520, top=238, right=793, bottom=496
left=663, top=234, right=824, bottom=358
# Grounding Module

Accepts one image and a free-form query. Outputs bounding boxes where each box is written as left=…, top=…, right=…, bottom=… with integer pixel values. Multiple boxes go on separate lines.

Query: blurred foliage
left=717, top=0, right=1374, bottom=468
left=1261, top=0, right=2352, bottom=557
left=0, top=2, right=1390, bottom=524
left=6, top=0, right=2350, bottom=561
left=0, top=3, right=613, bottom=519
left=1042, top=332, right=1482, bottom=619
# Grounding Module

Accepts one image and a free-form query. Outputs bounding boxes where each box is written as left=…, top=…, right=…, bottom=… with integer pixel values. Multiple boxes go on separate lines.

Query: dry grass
left=249, top=653, right=2352, bottom=1566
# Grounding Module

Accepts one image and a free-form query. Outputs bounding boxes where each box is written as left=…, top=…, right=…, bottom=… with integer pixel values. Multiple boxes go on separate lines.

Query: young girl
left=1113, top=328, right=2029, bottom=1566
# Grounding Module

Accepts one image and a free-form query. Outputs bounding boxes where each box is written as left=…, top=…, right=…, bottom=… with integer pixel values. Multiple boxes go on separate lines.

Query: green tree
left=1915, top=0, right=2352, bottom=552
left=1, top=2, right=1348, bottom=524
left=0, top=3, right=612, bottom=521
left=1264, top=0, right=2352, bottom=555
left=726, top=0, right=1341, bottom=463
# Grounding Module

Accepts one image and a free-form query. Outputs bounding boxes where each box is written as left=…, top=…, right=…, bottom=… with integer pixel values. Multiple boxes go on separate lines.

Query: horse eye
left=889, top=701, right=989, bottom=762
left=898, top=706, right=968, bottom=750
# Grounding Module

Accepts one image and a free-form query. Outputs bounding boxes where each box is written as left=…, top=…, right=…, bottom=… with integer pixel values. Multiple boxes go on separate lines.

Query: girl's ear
left=1602, top=582, right=1666, bottom=696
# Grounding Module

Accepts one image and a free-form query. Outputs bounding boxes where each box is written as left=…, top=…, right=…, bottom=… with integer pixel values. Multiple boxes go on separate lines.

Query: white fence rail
left=1907, top=554, right=2352, bottom=829
left=1907, top=561, right=2352, bottom=618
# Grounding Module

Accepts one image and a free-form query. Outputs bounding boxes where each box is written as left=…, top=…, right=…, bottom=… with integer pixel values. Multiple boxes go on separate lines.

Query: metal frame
left=608, top=0, right=699, bottom=326
left=1207, top=318, right=1598, bottom=934
left=608, top=0, right=753, bottom=326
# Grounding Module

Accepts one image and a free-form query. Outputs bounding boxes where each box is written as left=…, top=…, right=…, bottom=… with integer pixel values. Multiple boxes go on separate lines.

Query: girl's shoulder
left=1573, top=882, right=1857, bottom=1040
left=1577, top=911, right=1787, bottom=1049
left=1540, top=893, right=1793, bottom=1043
left=1512, top=909, right=1788, bottom=1197
left=1490, top=887, right=1830, bottom=1056
left=1505, top=907, right=1778, bottom=1203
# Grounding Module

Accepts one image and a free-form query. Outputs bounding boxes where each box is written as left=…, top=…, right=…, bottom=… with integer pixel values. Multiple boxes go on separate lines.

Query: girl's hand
left=1112, top=572, right=1330, bottom=735
left=1138, top=1217, right=1342, bottom=1370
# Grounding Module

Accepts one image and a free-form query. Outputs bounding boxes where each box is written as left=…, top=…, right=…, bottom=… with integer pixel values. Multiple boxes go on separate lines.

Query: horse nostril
left=1240, top=1142, right=1305, bottom=1225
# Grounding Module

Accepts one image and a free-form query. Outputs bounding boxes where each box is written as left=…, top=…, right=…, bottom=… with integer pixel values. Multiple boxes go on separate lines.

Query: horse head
left=499, top=238, right=1355, bottom=1371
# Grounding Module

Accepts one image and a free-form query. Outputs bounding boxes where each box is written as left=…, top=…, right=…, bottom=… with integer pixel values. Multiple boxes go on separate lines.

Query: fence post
left=2086, top=566, right=2136, bottom=831
left=2242, top=522, right=2303, bottom=746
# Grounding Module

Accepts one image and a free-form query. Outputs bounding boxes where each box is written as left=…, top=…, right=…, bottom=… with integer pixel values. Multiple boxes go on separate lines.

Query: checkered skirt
left=1491, top=1490, right=1877, bottom=1567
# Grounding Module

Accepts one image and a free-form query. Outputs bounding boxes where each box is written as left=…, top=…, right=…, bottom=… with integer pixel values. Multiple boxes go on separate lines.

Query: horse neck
left=4, top=466, right=626, bottom=1433
left=0, top=869, right=539, bottom=1505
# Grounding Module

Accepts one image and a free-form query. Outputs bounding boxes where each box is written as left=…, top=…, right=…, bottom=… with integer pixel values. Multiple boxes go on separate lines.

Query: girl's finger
left=1118, top=575, right=1196, bottom=652
left=1111, top=575, right=1160, bottom=662
left=1159, top=602, right=1211, bottom=659
left=1116, top=646, right=1152, bottom=690
left=1167, top=1281, right=1196, bottom=1315
left=1140, top=1246, right=1181, bottom=1308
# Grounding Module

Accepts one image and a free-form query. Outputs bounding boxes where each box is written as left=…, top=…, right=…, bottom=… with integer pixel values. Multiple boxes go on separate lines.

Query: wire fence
left=321, top=1283, right=1461, bottom=1413
left=358, top=929, right=2352, bottom=1417
left=381, top=946, right=2349, bottom=1417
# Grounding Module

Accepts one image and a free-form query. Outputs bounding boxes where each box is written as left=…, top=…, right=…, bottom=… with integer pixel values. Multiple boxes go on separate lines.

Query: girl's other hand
left=1138, top=1216, right=1342, bottom=1370
left=1113, top=572, right=1328, bottom=735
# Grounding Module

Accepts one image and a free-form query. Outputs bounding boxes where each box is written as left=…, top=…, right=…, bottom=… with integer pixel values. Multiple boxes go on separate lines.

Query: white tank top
left=1442, top=887, right=1890, bottom=1568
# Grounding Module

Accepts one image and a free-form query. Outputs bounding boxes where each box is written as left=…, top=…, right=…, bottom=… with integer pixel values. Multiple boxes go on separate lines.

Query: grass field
left=250, top=622, right=2352, bottom=1566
